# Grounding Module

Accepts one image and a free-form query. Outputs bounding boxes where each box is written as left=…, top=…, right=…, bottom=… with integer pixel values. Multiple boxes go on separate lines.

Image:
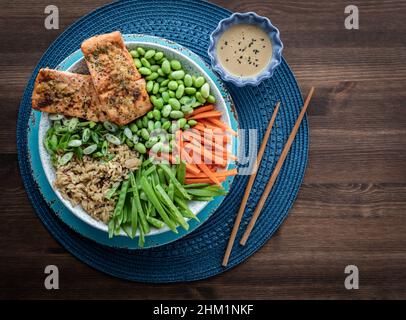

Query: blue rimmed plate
left=31, top=34, right=238, bottom=249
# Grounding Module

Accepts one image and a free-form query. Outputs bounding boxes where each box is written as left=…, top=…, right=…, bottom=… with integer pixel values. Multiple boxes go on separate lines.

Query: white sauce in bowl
left=216, top=24, right=273, bottom=78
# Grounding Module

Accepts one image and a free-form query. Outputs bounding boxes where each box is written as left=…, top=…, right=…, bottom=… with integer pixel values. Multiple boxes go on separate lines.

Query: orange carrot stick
left=197, top=163, right=222, bottom=186
left=206, top=118, right=238, bottom=136
left=188, top=104, right=215, bottom=117
left=190, top=111, right=222, bottom=120
left=185, top=177, right=227, bottom=184
left=186, top=169, right=237, bottom=178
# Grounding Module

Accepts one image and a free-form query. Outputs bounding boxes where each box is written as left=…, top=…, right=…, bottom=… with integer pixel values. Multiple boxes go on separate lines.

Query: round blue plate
left=17, top=0, right=308, bottom=282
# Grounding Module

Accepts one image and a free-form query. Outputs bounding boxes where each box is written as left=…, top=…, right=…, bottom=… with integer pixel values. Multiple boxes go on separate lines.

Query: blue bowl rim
left=208, top=11, right=283, bottom=87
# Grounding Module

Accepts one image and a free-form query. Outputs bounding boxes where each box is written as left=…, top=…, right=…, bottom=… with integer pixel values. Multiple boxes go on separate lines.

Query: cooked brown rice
left=54, top=145, right=140, bottom=223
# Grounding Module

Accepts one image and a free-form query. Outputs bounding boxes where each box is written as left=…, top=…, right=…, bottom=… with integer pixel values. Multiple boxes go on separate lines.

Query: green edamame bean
left=138, top=67, right=151, bottom=75
left=153, top=82, right=160, bottom=95
left=144, top=49, right=156, bottom=59
left=150, top=65, right=160, bottom=72
left=184, top=87, right=196, bottom=95
left=168, top=90, right=175, bottom=98
left=170, top=60, right=182, bottom=70
left=147, top=120, right=155, bottom=132
left=154, top=98, right=164, bottom=109
left=136, top=47, right=145, bottom=56
left=148, top=58, right=156, bottom=65
left=194, top=76, right=205, bottom=88
left=200, top=83, right=210, bottom=98
left=156, top=77, right=166, bottom=83
left=135, top=143, right=146, bottom=154
left=141, top=57, right=151, bottom=68
left=147, top=111, right=154, bottom=119
left=154, top=51, right=164, bottom=61
left=133, top=58, right=142, bottom=68
left=162, top=60, right=171, bottom=74
left=154, top=121, right=162, bottom=129
left=126, top=138, right=134, bottom=148
left=178, top=118, right=187, bottom=128
left=188, top=119, right=197, bottom=126
left=207, top=94, right=216, bottom=103
left=184, top=74, right=193, bottom=87
left=170, top=110, right=184, bottom=119
left=196, top=92, right=206, bottom=103
left=142, top=116, right=149, bottom=128
left=181, top=104, right=192, bottom=114
left=161, top=79, right=170, bottom=87
left=162, top=104, right=172, bottom=118
left=168, top=98, right=181, bottom=110
left=130, top=50, right=139, bottom=58
left=153, top=109, right=161, bottom=121
left=183, top=124, right=190, bottom=130
left=162, top=91, right=170, bottom=103
left=168, top=80, right=178, bottom=91
left=145, top=137, right=159, bottom=148
left=157, top=68, right=165, bottom=76
left=151, top=142, right=163, bottom=153
left=146, top=72, right=159, bottom=80
left=136, top=119, right=143, bottom=128
left=177, top=79, right=184, bottom=85
left=130, top=122, right=138, bottom=133
left=159, top=86, right=167, bottom=93
left=171, top=70, right=185, bottom=80
left=179, top=96, right=190, bottom=105
left=146, top=80, right=154, bottom=93
left=141, top=128, right=150, bottom=140
left=162, top=120, right=171, bottom=131
left=176, top=84, right=184, bottom=99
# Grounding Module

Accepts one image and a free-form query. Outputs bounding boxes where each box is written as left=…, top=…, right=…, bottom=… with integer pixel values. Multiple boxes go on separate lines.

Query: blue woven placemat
left=17, top=0, right=308, bottom=282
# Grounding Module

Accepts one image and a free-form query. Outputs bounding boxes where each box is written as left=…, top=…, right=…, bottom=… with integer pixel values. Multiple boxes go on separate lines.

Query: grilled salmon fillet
left=32, top=68, right=105, bottom=122
left=81, top=31, right=152, bottom=125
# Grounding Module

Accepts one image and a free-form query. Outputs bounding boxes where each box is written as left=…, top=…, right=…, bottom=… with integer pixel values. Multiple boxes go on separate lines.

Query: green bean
left=138, top=67, right=151, bottom=75
left=144, top=49, right=156, bottom=59
left=176, top=84, right=184, bottom=99
left=83, top=144, right=97, bottom=155
left=184, top=74, right=193, bottom=87
left=135, top=142, right=146, bottom=154
left=162, top=60, right=171, bottom=74
left=171, top=70, right=185, bottom=80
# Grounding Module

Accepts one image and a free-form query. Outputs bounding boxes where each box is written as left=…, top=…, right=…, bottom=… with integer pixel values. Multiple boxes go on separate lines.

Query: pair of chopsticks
left=222, top=87, right=315, bottom=267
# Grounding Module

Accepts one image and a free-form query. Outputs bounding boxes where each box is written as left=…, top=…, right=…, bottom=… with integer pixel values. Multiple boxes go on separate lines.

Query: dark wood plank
left=1, top=0, right=406, bottom=299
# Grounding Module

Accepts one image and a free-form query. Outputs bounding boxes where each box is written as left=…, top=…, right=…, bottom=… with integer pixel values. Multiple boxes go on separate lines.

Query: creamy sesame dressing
left=216, top=24, right=273, bottom=78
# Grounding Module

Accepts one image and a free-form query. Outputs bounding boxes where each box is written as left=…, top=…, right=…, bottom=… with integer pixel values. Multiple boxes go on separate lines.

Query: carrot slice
left=206, top=118, right=238, bottom=136
left=190, top=111, right=222, bottom=120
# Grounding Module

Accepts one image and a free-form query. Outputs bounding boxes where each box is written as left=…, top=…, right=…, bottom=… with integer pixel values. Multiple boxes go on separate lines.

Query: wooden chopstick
left=222, top=101, right=281, bottom=267
left=239, top=87, right=315, bottom=246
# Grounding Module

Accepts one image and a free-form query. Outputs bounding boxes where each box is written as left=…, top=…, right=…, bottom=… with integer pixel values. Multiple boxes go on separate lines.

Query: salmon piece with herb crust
left=81, top=31, right=152, bottom=125
left=31, top=68, right=106, bottom=122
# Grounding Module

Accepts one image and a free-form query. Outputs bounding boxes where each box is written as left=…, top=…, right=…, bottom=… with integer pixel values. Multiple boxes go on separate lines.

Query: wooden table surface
left=1, top=0, right=405, bottom=299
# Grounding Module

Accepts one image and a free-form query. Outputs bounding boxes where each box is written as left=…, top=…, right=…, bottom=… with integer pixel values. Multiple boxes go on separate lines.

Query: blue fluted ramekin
left=208, top=12, right=283, bottom=87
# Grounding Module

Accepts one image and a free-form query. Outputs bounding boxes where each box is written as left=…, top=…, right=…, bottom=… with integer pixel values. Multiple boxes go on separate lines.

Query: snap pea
left=155, top=185, right=188, bottom=230
left=158, top=164, right=191, bottom=200
left=146, top=216, right=165, bottom=229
